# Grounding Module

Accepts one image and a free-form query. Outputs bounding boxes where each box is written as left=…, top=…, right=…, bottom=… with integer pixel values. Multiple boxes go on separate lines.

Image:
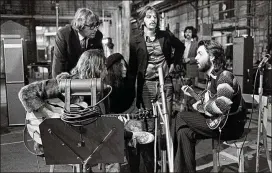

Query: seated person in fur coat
left=19, top=50, right=154, bottom=172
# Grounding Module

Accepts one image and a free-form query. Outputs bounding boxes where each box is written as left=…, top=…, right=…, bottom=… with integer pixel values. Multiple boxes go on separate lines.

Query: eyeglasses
left=84, top=24, right=99, bottom=30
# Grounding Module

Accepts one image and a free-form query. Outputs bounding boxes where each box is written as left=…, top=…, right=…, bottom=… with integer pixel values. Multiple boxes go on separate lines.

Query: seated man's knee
left=177, top=128, right=192, bottom=140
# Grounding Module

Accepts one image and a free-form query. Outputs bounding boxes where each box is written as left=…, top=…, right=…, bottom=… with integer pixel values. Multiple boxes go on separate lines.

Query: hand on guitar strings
left=192, top=100, right=204, bottom=113
left=51, top=112, right=62, bottom=119
left=181, top=85, right=192, bottom=97
left=117, top=114, right=130, bottom=124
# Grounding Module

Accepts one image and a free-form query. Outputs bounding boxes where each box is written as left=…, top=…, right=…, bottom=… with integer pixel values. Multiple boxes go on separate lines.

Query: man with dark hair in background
left=182, top=26, right=199, bottom=87
left=52, top=8, right=103, bottom=78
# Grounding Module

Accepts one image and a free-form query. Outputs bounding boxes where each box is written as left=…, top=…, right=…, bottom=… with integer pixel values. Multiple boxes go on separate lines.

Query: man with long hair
left=19, top=50, right=106, bottom=172
left=172, top=40, right=247, bottom=172
left=129, top=5, right=185, bottom=172
left=52, top=8, right=103, bottom=78
left=19, top=51, right=154, bottom=172
left=20, top=49, right=106, bottom=117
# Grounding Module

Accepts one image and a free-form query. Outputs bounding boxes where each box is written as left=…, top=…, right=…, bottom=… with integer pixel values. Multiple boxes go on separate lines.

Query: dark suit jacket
left=52, top=24, right=103, bottom=78
left=129, top=30, right=185, bottom=107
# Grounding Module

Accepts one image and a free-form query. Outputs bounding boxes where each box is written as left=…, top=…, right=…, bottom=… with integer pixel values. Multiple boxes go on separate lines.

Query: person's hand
left=184, top=57, right=190, bottom=63
left=175, top=64, right=181, bottom=71
left=169, top=63, right=175, bottom=74
left=181, top=85, right=192, bottom=97
left=192, top=100, right=201, bottom=111
left=51, top=112, right=61, bottom=118
left=56, top=72, right=70, bottom=80
left=118, top=114, right=130, bottom=124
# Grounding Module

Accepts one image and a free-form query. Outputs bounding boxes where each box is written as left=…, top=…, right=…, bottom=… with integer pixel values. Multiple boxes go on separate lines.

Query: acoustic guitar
left=25, top=98, right=153, bottom=145
left=182, top=85, right=229, bottom=130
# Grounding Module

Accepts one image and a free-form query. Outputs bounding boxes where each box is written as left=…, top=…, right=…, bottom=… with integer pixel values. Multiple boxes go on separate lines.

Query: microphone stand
left=158, top=67, right=174, bottom=172
left=256, top=67, right=264, bottom=172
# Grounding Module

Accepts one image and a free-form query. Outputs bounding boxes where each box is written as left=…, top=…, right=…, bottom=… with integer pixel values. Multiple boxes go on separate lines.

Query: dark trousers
left=127, top=79, right=173, bottom=173
left=126, top=142, right=155, bottom=173
left=172, top=111, right=245, bottom=172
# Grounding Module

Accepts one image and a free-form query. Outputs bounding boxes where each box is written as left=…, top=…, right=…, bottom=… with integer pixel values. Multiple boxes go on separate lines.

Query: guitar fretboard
left=185, top=86, right=202, bottom=101
left=100, top=113, right=153, bottom=119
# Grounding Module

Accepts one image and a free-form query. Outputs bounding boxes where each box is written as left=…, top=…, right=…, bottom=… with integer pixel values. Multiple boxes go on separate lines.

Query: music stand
left=39, top=117, right=124, bottom=172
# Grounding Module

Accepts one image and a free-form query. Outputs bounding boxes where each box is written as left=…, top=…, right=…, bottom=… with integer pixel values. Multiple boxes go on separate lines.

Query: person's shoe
left=105, top=163, right=120, bottom=172
left=132, top=131, right=154, bottom=144
left=33, top=141, right=44, bottom=157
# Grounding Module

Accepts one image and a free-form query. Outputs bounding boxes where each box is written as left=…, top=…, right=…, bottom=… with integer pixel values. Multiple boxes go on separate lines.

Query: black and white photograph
left=0, top=0, right=271, bottom=172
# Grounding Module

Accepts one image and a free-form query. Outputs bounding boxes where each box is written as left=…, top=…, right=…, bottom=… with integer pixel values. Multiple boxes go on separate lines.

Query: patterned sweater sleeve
left=204, top=71, right=236, bottom=117
left=18, top=79, right=60, bottom=113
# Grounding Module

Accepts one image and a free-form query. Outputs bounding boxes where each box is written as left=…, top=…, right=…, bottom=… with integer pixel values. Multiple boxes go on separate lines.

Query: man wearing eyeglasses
left=52, top=8, right=103, bottom=78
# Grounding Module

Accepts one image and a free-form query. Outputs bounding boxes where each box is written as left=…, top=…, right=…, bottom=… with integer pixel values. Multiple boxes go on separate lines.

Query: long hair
left=138, top=5, right=160, bottom=31
left=198, top=40, right=226, bottom=71
left=71, top=8, right=100, bottom=31
left=106, top=54, right=128, bottom=88
left=70, top=49, right=107, bottom=80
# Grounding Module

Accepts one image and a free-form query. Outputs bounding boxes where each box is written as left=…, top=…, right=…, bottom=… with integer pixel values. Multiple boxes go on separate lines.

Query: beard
left=199, top=60, right=212, bottom=72
left=185, top=34, right=191, bottom=39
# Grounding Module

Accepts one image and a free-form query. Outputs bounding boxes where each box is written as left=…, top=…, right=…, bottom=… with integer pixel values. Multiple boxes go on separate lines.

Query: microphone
left=58, top=78, right=111, bottom=95
left=258, top=54, right=271, bottom=68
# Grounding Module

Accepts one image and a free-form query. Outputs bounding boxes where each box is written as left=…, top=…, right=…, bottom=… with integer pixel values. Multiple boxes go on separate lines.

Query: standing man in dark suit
left=52, top=8, right=103, bottom=78
left=129, top=5, right=185, bottom=172
left=182, top=26, right=198, bottom=87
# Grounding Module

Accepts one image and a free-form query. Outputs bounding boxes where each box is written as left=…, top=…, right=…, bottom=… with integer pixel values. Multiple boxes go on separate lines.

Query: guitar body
left=183, top=85, right=229, bottom=130
left=26, top=98, right=65, bottom=144
left=206, top=114, right=228, bottom=130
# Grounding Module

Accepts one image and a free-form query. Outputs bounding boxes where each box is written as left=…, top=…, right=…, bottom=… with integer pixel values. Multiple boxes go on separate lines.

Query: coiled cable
left=61, top=85, right=112, bottom=126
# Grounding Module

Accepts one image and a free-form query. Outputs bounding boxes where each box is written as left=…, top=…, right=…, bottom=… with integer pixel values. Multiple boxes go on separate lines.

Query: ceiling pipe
left=1, top=14, right=112, bottom=20
left=158, top=1, right=190, bottom=13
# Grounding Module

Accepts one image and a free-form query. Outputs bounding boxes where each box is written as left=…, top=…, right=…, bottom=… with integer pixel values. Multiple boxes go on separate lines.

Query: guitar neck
left=100, top=113, right=149, bottom=119
left=186, top=87, right=202, bottom=101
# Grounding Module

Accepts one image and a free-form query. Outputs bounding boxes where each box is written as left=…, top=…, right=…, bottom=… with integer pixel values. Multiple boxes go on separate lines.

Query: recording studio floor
left=1, top=108, right=271, bottom=172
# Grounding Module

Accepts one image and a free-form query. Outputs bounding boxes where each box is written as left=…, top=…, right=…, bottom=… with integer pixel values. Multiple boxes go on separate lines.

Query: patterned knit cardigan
left=195, top=70, right=244, bottom=117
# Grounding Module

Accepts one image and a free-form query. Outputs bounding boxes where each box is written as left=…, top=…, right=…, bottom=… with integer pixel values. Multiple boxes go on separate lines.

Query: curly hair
left=198, top=40, right=226, bottom=71
left=138, top=5, right=160, bottom=31
left=70, top=49, right=107, bottom=80
left=71, top=8, right=100, bottom=31
left=184, top=26, right=197, bottom=39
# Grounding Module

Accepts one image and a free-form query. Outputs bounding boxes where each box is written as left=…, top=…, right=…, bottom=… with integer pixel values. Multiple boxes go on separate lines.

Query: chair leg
left=263, top=129, right=272, bottom=171
left=244, top=146, right=249, bottom=170
left=73, top=164, right=83, bottom=173
left=98, top=163, right=106, bottom=172
left=237, top=148, right=244, bottom=172
left=49, top=165, right=55, bottom=173
left=212, top=140, right=219, bottom=172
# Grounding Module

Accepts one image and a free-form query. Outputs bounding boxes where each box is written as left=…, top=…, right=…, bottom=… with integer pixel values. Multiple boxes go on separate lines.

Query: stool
left=212, top=129, right=252, bottom=172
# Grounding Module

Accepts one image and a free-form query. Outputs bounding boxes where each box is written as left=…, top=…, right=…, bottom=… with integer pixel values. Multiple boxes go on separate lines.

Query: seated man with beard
left=172, top=40, right=247, bottom=172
